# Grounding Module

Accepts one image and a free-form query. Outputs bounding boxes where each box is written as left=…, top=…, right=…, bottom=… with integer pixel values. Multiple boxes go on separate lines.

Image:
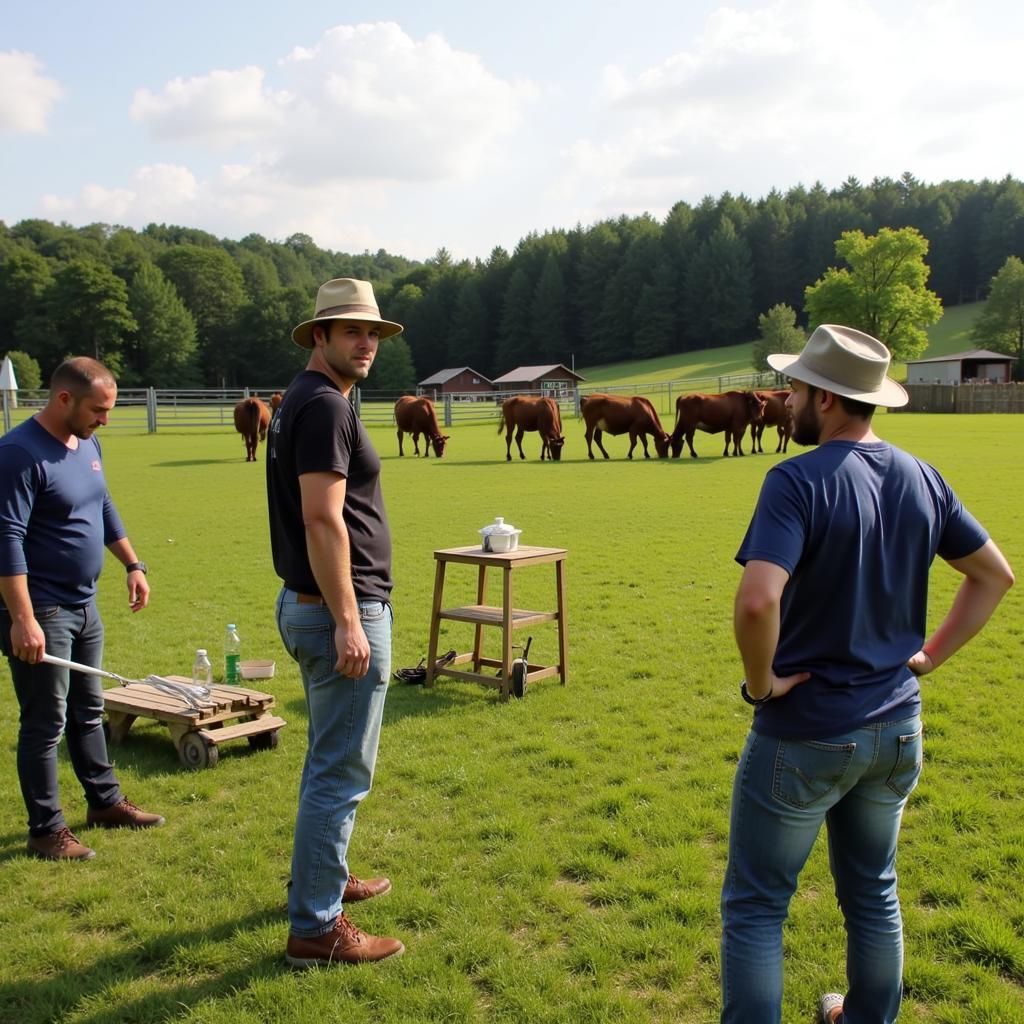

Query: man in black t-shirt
left=267, top=279, right=405, bottom=967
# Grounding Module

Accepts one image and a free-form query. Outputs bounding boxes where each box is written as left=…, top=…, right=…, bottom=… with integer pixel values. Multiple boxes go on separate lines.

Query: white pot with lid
left=479, top=516, right=522, bottom=553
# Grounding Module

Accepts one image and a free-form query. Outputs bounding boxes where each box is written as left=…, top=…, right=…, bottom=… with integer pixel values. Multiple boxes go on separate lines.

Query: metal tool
left=40, top=652, right=213, bottom=714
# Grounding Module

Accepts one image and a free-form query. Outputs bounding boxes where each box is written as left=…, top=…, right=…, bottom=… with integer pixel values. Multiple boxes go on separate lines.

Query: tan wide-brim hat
left=292, top=277, right=404, bottom=349
left=768, top=324, right=909, bottom=408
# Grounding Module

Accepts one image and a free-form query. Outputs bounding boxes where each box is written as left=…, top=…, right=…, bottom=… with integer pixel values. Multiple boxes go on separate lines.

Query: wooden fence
left=899, top=383, right=1024, bottom=414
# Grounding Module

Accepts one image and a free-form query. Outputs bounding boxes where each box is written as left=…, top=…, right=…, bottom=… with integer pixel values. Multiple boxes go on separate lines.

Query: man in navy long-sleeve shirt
left=0, top=357, right=165, bottom=861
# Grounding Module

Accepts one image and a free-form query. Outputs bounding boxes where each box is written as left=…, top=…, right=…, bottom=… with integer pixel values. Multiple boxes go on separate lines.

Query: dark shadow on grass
left=0, top=908, right=287, bottom=1024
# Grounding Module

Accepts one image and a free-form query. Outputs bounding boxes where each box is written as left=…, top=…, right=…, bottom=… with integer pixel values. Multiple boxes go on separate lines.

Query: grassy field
left=0, top=411, right=1021, bottom=1024
left=579, top=302, right=985, bottom=387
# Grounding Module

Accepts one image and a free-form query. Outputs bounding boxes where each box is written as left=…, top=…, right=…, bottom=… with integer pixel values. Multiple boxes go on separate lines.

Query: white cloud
left=559, top=0, right=1024, bottom=213
left=0, top=51, right=64, bottom=134
left=131, top=67, right=289, bottom=146
left=129, top=22, right=537, bottom=182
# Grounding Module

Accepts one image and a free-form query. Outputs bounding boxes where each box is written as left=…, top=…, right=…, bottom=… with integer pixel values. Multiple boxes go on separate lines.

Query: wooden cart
left=103, top=676, right=286, bottom=769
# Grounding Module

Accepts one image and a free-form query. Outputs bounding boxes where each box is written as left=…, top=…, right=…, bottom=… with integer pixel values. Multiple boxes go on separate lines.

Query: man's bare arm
left=733, top=559, right=810, bottom=700
left=908, top=539, right=1014, bottom=676
left=298, top=471, right=370, bottom=678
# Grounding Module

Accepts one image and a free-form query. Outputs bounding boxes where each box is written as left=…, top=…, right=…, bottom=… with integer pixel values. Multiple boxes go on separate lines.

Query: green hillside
left=579, top=302, right=984, bottom=387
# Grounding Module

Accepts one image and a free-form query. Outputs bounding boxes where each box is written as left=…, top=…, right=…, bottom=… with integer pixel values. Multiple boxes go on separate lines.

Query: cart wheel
left=179, top=733, right=218, bottom=769
left=248, top=729, right=279, bottom=751
left=511, top=659, right=528, bottom=699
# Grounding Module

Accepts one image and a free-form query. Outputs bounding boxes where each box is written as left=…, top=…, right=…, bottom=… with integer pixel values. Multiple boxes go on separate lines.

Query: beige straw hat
left=292, top=278, right=404, bottom=349
left=768, top=324, right=908, bottom=408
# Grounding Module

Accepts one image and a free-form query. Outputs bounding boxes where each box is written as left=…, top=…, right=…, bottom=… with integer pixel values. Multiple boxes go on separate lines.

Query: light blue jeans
left=275, top=588, right=392, bottom=938
left=720, top=716, right=923, bottom=1024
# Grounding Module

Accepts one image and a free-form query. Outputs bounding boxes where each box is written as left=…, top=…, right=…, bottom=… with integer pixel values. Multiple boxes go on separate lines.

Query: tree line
left=2, top=173, right=1024, bottom=392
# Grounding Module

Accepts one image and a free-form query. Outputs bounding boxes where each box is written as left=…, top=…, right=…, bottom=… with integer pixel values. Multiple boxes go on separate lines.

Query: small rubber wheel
left=248, top=730, right=279, bottom=751
left=179, top=732, right=218, bottom=769
left=511, top=660, right=528, bottom=699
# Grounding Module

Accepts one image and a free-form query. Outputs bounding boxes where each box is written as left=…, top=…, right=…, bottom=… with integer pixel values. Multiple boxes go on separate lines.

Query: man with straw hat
left=720, top=325, right=1014, bottom=1023
left=267, top=279, right=405, bottom=966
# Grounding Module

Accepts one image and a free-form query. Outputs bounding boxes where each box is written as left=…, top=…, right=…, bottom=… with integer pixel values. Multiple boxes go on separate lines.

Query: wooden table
left=425, top=545, right=568, bottom=700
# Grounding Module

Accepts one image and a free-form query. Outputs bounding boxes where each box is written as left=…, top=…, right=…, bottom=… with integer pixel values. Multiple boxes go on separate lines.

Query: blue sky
left=3, top=0, right=1023, bottom=261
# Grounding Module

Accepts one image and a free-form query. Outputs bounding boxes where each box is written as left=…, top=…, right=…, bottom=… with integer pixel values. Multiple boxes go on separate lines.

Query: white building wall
left=907, top=361, right=960, bottom=384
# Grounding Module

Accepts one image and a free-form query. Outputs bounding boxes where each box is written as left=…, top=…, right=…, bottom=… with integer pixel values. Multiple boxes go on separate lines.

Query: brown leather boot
left=86, top=797, right=165, bottom=829
left=27, top=827, right=96, bottom=861
left=344, top=874, right=392, bottom=902
left=285, top=913, right=404, bottom=967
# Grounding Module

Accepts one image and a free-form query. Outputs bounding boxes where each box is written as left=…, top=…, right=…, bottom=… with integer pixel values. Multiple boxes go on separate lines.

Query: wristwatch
left=125, top=561, right=148, bottom=575
left=740, top=680, right=772, bottom=706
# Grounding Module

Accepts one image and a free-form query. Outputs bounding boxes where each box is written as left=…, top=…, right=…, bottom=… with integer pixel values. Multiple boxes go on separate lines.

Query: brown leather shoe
left=86, top=797, right=165, bottom=829
left=344, top=874, right=392, bottom=902
left=285, top=913, right=404, bottom=967
left=27, top=827, right=96, bottom=861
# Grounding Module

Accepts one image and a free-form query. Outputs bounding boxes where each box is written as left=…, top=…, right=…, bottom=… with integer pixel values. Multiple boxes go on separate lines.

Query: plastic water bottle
left=224, top=624, right=241, bottom=684
left=192, top=649, right=212, bottom=688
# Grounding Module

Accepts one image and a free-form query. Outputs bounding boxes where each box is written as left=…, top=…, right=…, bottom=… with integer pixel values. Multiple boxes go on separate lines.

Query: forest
left=2, top=172, right=1023, bottom=391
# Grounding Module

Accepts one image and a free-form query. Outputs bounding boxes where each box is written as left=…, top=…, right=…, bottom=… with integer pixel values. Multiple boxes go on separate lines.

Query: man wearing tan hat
left=720, top=325, right=1014, bottom=1023
left=266, top=279, right=405, bottom=966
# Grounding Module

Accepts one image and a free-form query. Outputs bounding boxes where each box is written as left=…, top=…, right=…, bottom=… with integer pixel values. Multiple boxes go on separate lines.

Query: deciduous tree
left=752, top=304, right=805, bottom=373
left=804, top=227, right=942, bottom=360
left=974, top=256, right=1024, bottom=376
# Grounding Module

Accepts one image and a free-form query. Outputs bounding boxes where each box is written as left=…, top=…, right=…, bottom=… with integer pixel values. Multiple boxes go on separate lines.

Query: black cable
left=394, top=650, right=456, bottom=684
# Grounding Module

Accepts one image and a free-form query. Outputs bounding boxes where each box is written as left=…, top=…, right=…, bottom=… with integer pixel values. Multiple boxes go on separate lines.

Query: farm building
left=492, top=364, right=585, bottom=397
left=905, top=349, right=1015, bottom=384
left=417, top=367, right=495, bottom=401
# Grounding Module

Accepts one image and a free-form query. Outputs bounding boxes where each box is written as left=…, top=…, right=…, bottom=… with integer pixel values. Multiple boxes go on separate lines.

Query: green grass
left=580, top=302, right=986, bottom=389
left=0, top=414, right=1021, bottom=1023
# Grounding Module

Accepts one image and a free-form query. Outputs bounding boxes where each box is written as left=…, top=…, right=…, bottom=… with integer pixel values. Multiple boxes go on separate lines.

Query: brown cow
left=395, top=396, right=449, bottom=457
left=269, top=391, right=284, bottom=412
left=669, top=391, right=767, bottom=458
left=499, top=396, right=565, bottom=461
left=751, top=389, right=793, bottom=454
left=233, top=396, right=271, bottom=462
left=581, top=394, right=670, bottom=460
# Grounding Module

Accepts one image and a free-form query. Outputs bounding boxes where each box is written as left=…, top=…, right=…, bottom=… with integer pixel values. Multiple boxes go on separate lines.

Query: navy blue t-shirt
left=736, top=441, right=988, bottom=739
left=0, top=417, right=126, bottom=607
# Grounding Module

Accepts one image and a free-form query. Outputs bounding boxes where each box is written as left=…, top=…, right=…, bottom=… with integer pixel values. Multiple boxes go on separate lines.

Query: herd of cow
left=393, top=390, right=793, bottom=462
left=233, top=389, right=792, bottom=463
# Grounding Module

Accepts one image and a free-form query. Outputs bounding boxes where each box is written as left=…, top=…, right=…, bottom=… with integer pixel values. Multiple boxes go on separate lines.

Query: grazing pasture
left=0, top=412, right=1021, bottom=1023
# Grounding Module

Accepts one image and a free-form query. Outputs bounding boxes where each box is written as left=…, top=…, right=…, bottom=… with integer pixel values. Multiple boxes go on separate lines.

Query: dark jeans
left=0, top=602, right=122, bottom=835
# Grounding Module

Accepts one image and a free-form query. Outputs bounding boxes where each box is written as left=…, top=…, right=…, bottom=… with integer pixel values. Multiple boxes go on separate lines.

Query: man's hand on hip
left=334, top=620, right=371, bottom=679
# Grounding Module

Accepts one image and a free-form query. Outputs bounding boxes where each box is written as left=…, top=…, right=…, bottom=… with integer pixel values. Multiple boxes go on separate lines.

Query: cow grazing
left=233, top=396, right=271, bottom=462
left=269, top=391, right=284, bottom=412
left=499, top=396, right=565, bottom=461
left=669, top=391, right=767, bottom=458
left=751, top=390, right=793, bottom=454
left=394, top=396, right=449, bottom=457
left=580, top=394, right=670, bottom=460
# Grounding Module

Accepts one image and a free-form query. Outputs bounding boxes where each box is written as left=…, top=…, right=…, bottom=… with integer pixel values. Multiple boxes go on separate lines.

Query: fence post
left=1, top=390, right=9, bottom=434
left=574, top=388, right=582, bottom=419
left=147, top=387, right=157, bottom=433
left=444, top=393, right=453, bottom=427
left=353, top=388, right=362, bottom=417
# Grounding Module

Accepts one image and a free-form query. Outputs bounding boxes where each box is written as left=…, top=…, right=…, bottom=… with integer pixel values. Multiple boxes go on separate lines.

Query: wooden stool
left=425, top=545, right=568, bottom=700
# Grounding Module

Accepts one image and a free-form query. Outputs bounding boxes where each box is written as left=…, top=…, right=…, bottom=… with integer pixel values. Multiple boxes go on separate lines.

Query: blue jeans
left=721, top=716, right=923, bottom=1024
left=275, top=588, right=392, bottom=937
left=0, top=601, right=122, bottom=835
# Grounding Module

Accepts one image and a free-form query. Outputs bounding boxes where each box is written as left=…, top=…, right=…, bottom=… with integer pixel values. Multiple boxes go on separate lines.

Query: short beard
left=791, top=402, right=820, bottom=447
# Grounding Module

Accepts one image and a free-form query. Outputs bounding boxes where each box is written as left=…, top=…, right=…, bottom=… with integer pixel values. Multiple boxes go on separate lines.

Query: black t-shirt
left=266, top=371, right=392, bottom=602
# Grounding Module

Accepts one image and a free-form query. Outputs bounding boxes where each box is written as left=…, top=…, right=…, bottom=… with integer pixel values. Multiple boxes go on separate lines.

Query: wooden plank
left=198, top=715, right=287, bottom=745
left=439, top=605, right=557, bottom=627
left=433, top=667, right=504, bottom=689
